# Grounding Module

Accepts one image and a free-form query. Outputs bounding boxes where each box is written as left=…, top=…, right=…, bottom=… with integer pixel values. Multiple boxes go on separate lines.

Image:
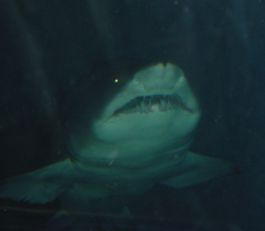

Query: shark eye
left=112, top=76, right=126, bottom=87
left=113, top=78, right=119, bottom=84
left=111, top=73, right=130, bottom=88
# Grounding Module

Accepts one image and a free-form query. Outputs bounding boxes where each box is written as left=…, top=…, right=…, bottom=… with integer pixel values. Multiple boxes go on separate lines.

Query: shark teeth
left=112, top=95, right=191, bottom=116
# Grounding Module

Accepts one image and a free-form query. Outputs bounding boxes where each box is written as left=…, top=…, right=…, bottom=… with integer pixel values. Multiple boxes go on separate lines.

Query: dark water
left=0, top=0, right=265, bottom=230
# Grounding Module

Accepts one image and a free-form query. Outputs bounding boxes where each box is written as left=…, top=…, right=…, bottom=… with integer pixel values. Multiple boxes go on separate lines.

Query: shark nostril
left=155, top=63, right=166, bottom=69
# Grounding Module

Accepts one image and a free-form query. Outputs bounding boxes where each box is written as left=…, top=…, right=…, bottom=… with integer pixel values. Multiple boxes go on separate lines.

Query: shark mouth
left=112, top=94, right=192, bottom=116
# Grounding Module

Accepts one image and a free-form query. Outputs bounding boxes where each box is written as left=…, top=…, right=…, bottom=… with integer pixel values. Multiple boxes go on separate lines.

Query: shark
left=0, top=62, right=230, bottom=213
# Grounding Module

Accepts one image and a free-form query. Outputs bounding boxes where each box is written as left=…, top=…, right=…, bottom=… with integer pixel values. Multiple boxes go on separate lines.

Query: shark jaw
left=112, top=94, right=194, bottom=116
left=92, top=63, right=201, bottom=144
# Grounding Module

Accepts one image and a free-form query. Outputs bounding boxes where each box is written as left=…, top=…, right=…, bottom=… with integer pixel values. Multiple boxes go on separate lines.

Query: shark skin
left=0, top=63, right=231, bottom=213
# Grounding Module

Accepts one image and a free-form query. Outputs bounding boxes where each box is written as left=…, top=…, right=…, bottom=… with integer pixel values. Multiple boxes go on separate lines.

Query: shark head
left=91, top=63, right=201, bottom=154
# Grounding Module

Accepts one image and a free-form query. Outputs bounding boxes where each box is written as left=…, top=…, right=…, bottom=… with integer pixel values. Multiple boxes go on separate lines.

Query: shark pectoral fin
left=0, top=159, right=74, bottom=204
left=163, top=152, right=231, bottom=188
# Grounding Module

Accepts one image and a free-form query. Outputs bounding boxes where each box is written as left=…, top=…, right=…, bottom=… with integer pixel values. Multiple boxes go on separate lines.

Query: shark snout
left=134, top=63, right=183, bottom=92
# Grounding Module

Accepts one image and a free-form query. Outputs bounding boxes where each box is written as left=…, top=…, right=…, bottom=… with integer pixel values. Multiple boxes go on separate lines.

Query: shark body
left=0, top=63, right=230, bottom=212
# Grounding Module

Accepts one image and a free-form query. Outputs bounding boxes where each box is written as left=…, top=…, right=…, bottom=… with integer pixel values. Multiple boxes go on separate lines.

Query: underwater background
left=0, top=0, right=265, bottom=230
